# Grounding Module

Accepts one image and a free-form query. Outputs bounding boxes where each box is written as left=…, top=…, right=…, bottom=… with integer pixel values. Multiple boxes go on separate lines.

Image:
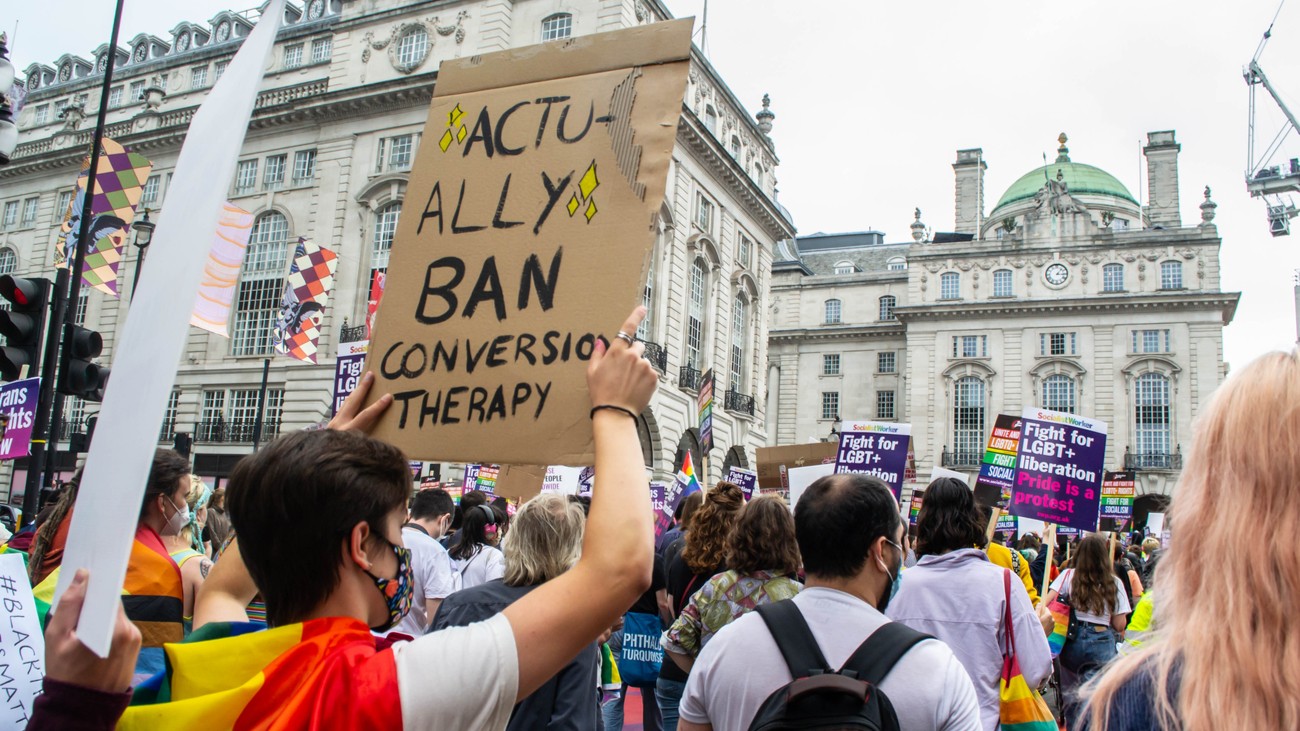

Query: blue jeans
left=1059, top=624, right=1118, bottom=729
left=655, top=677, right=686, bottom=731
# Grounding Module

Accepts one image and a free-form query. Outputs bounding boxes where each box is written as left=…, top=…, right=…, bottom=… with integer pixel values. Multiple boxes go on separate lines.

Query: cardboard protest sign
left=333, top=340, right=369, bottom=416
left=364, top=19, right=693, bottom=465
left=698, top=369, right=715, bottom=453
left=1007, top=408, right=1107, bottom=532
left=0, top=553, right=44, bottom=727
left=0, top=378, right=39, bottom=460
left=973, top=414, right=1021, bottom=509
left=1099, top=471, right=1136, bottom=532
left=492, top=464, right=547, bottom=502
left=787, top=463, right=835, bottom=512
left=756, top=442, right=837, bottom=490
left=908, top=488, right=925, bottom=526
left=476, top=464, right=500, bottom=495
left=726, top=467, right=758, bottom=501
left=833, top=419, right=912, bottom=501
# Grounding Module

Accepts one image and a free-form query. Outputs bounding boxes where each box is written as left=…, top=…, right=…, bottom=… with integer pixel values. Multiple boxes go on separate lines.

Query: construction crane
left=1245, top=1, right=1300, bottom=236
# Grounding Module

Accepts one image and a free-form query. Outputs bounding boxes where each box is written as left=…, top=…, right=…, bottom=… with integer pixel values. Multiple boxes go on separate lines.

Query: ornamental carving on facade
left=956, top=261, right=972, bottom=272
left=1177, top=248, right=1196, bottom=259
left=362, top=12, right=467, bottom=71
left=1008, top=258, right=1026, bottom=269
left=1085, top=253, right=1104, bottom=265
left=923, top=262, right=944, bottom=274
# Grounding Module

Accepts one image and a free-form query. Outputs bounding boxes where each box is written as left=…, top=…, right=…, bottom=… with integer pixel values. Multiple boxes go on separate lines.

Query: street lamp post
left=0, top=33, right=19, bottom=166
left=130, top=210, right=155, bottom=303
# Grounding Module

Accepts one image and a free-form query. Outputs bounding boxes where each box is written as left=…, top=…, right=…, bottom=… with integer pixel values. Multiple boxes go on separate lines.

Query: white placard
left=51, top=0, right=288, bottom=657
left=787, top=463, right=836, bottom=512
left=0, top=552, right=46, bottom=726
left=1016, top=517, right=1047, bottom=538
left=1147, top=512, right=1165, bottom=537
left=929, top=466, right=970, bottom=487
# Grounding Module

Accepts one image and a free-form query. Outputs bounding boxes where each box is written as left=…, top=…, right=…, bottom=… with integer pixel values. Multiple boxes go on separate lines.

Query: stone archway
left=721, top=445, right=748, bottom=477
left=636, top=406, right=662, bottom=473
left=674, top=428, right=702, bottom=478
left=1133, top=493, right=1171, bottom=533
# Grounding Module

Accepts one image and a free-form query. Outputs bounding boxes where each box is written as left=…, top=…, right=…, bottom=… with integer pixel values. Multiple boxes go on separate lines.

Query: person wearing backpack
left=678, top=474, right=981, bottom=731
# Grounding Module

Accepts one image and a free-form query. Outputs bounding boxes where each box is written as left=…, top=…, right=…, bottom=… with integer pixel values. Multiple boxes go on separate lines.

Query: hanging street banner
left=1008, top=408, right=1108, bottom=533
left=0, top=377, right=40, bottom=461
left=973, top=414, right=1021, bottom=509
left=1099, top=470, right=1136, bottom=532
left=698, top=368, right=715, bottom=453
left=365, top=270, right=386, bottom=338
left=833, top=419, right=912, bottom=502
left=726, top=466, right=757, bottom=501
left=273, top=238, right=338, bottom=363
left=333, top=340, right=370, bottom=416
left=190, top=202, right=254, bottom=336
left=363, top=20, right=694, bottom=465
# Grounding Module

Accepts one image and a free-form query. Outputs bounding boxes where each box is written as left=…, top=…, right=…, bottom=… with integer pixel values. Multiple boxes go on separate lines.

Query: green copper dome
left=994, top=161, right=1138, bottom=210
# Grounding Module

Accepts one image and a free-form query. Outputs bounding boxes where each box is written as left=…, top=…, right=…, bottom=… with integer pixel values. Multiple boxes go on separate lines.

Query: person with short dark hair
left=385, top=487, right=457, bottom=638
left=886, top=477, right=1050, bottom=731
left=678, top=474, right=980, bottom=731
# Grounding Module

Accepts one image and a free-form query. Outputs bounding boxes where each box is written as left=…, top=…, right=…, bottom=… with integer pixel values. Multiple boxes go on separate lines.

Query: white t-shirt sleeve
left=484, top=547, right=506, bottom=583
left=1049, top=569, right=1071, bottom=596
left=678, top=636, right=717, bottom=725
left=1112, top=576, right=1132, bottom=615
left=394, top=613, right=519, bottom=730
left=426, top=544, right=456, bottom=600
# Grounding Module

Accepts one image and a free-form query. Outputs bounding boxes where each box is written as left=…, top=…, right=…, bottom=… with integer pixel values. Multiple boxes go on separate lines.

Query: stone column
left=952, top=148, right=986, bottom=237
left=1143, top=131, right=1182, bottom=228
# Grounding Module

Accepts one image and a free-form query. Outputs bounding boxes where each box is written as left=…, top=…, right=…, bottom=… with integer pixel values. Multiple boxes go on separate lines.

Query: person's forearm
left=583, top=411, right=653, bottom=599
left=667, top=649, right=694, bottom=673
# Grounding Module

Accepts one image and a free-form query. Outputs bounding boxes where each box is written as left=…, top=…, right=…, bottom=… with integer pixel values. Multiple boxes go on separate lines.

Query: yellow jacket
left=986, top=542, right=1040, bottom=606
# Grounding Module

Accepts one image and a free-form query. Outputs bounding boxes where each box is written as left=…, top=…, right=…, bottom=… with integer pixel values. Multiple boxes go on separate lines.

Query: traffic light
left=59, top=325, right=110, bottom=401
left=0, top=276, right=51, bottom=382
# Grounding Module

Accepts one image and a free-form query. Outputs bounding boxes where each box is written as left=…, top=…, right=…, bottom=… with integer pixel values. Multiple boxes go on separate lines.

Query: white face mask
left=161, top=496, right=190, bottom=537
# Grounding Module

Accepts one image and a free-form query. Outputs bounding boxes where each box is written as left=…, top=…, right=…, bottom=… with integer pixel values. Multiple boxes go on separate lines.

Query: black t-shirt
left=659, top=551, right=722, bottom=683
left=629, top=552, right=667, bottom=616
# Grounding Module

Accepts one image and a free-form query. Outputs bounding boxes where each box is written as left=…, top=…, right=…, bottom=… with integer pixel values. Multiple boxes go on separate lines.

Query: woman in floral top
left=662, top=494, right=802, bottom=672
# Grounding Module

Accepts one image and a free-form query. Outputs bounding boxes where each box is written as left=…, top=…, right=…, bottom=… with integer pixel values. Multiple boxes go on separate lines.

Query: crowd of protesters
left=6, top=310, right=1297, bottom=731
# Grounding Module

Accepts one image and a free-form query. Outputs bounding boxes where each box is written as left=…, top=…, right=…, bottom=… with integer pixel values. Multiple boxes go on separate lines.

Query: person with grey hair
left=432, top=493, right=596, bottom=730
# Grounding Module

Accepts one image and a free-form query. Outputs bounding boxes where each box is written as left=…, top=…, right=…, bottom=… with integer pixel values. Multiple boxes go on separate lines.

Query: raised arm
left=192, top=538, right=259, bottom=630
left=503, top=307, right=658, bottom=700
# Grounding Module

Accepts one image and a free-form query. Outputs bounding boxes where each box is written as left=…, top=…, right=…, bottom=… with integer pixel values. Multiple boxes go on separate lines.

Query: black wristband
left=590, top=405, right=638, bottom=421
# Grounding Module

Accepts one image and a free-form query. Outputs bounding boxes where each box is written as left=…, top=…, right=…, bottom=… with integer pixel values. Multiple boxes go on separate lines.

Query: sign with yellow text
left=366, top=20, right=692, bottom=465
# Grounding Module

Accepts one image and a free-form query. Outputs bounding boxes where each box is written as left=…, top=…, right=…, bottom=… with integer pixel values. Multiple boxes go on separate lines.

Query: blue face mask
left=877, top=539, right=904, bottom=612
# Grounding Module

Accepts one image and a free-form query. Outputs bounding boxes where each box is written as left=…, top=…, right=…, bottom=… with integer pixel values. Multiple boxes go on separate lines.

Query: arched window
left=395, top=25, right=429, bottom=69
left=0, top=248, right=17, bottom=276
left=1103, top=263, right=1124, bottom=292
left=729, top=294, right=748, bottom=390
left=704, top=105, right=718, bottom=134
left=729, top=135, right=740, bottom=158
left=879, top=295, right=896, bottom=320
left=232, top=211, right=290, bottom=356
left=370, top=202, right=400, bottom=284
left=541, top=13, right=573, bottom=41
left=952, top=376, right=986, bottom=462
left=887, top=257, right=906, bottom=271
left=993, top=269, right=1013, bottom=297
left=1134, top=373, right=1171, bottom=459
left=685, top=258, right=708, bottom=367
left=940, top=271, right=960, bottom=299
left=824, top=298, right=842, bottom=325
left=1159, top=261, right=1183, bottom=290
left=1042, top=374, right=1076, bottom=414
left=833, top=260, right=855, bottom=275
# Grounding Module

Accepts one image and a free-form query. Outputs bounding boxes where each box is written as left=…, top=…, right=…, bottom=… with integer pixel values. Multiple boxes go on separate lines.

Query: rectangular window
left=1103, top=263, right=1124, bottom=292
left=33, top=105, right=49, bottom=126
left=198, top=390, right=226, bottom=442
left=824, top=299, right=842, bottom=325
left=74, top=290, right=89, bottom=326
left=230, top=278, right=284, bottom=356
left=940, top=272, right=960, bottom=299
left=821, top=392, right=840, bottom=421
left=141, top=175, right=160, bottom=206
left=823, top=354, right=841, bottom=376
left=876, top=390, right=896, bottom=420
left=695, top=193, right=714, bottom=232
left=263, top=154, right=286, bottom=190
left=283, top=43, right=304, bottom=69
left=541, top=13, right=573, bottom=41
left=215, top=60, right=229, bottom=81
left=1160, top=261, right=1183, bottom=290
left=388, top=134, right=413, bottom=171
left=292, top=149, right=317, bottom=185
left=20, top=197, right=39, bottom=227
left=686, top=262, right=706, bottom=367
left=191, top=65, right=208, bottom=89
left=1039, top=332, right=1077, bottom=356
left=952, top=335, right=988, bottom=358
left=993, top=269, right=1013, bottom=297
left=878, top=295, right=896, bottom=320
left=1132, top=329, right=1171, bottom=354
left=2, top=202, right=17, bottom=229
left=107, top=86, right=123, bottom=108
left=311, top=37, right=332, bottom=63
left=729, top=296, right=748, bottom=390
left=130, top=80, right=145, bottom=101
left=234, top=160, right=258, bottom=195
left=159, top=390, right=180, bottom=442
left=737, top=236, right=752, bottom=269
left=56, top=191, right=73, bottom=218
left=878, top=351, right=896, bottom=373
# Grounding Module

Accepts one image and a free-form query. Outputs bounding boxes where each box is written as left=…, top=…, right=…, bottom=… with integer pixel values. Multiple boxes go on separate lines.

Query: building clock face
left=217, top=22, right=231, bottom=42
left=308, top=0, right=325, bottom=19
left=1044, top=263, right=1070, bottom=287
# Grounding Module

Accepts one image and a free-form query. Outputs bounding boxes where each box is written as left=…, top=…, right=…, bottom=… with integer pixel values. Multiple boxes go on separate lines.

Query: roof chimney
left=1143, top=131, right=1181, bottom=228
left=953, top=148, right=986, bottom=236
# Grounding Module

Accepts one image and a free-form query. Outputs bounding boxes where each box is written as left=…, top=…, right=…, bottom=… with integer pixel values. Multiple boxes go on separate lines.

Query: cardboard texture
left=492, top=464, right=548, bottom=502
left=364, top=20, right=692, bottom=465
left=756, top=442, right=838, bottom=489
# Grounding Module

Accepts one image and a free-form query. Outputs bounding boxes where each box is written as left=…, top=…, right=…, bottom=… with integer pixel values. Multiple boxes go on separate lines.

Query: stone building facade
left=0, top=0, right=793, bottom=497
left=768, top=133, right=1238, bottom=519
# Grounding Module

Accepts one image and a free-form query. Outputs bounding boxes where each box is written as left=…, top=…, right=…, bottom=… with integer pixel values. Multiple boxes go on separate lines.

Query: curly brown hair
left=682, top=481, right=745, bottom=574
left=726, top=494, right=800, bottom=575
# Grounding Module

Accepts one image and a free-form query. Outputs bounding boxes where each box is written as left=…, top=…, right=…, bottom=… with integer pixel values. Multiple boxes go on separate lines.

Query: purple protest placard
left=834, top=419, right=912, bottom=501
left=726, top=467, right=758, bottom=501
left=463, top=464, right=481, bottom=491
left=0, top=378, right=40, bottom=461
left=332, top=340, right=369, bottom=416
left=650, top=481, right=673, bottom=539
left=1007, top=408, right=1107, bottom=533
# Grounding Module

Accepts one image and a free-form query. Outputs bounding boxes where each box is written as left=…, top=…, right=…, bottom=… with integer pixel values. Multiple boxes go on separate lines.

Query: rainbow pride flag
left=675, top=451, right=702, bottom=500
left=120, top=617, right=402, bottom=730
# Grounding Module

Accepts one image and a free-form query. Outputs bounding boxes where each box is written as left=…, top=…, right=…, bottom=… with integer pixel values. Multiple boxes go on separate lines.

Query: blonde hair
left=1085, top=350, right=1300, bottom=730
left=502, top=494, right=585, bottom=587
left=179, top=475, right=209, bottom=547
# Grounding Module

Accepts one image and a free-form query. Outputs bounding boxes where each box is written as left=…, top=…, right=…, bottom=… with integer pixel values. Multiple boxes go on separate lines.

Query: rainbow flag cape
left=121, top=617, right=402, bottom=730
left=600, top=642, right=622, bottom=691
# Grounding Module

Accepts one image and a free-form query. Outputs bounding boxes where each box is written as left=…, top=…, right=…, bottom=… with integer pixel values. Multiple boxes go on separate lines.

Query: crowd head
left=139, top=449, right=195, bottom=534
left=725, top=494, right=800, bottom=576
left=502, top=493, right=585, bottom=586
left=916, top=476, right=986, bottom=557
left=682, top=481, right=744, bottom=573
left=795, top=474, right=901, bottom=580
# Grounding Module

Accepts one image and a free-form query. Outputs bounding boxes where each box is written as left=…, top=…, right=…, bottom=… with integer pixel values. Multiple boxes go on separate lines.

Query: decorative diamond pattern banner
left=273, top=238, right=338, bottom=363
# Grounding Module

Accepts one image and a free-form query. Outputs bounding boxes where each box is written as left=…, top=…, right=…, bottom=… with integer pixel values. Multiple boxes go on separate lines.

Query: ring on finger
left=615, top=331, right=636, bottom=346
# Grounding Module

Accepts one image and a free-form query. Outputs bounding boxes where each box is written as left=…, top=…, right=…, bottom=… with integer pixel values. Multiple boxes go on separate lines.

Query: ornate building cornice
left=892, top=291, right=1240, bottom=325
left=769, top=322, right=906, bottom=344
left=677, top=111, right=795, bottom=242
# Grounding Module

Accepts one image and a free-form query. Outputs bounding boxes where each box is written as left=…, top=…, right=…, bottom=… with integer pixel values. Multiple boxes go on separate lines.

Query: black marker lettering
left=462, top=107, right=495, bottom=158
left=381, top=342, right=409, bottom=379
left=557, top=101, right=594, bottom=144
left=465, top=338, right=492, bottom=374
left=487, top=387, right=508, bottom=421
left=533, top=382, right=552, bottom=418
left=533, top=96, right=570, bottom=148
left=467, top=387, right=488, bottom=423
left=487, top=335, right=511, bottom=367
left=515, top=333, right=537, bottom=365
left=494, top=100, right=530, bottom=156
left=534, top=171, right=574, bottom=235
left=393, top=390, right=423, bottom=428
left=451, top=180, right=486, bottom=234
left=420, top=389, right=443, bottom=427
left=492, top=174, right=524, bottom=229
left=511, top=383, right=532, bottom=415
left=463, top=257, right=506, bottom=321
left=442, top=387, right=467, bottom=424
left=416, top=257, right=464, bottom=325
left=518, top=247, right=563, bottom=311
left=418, top=180, right=444, bottom=235
left=431, top=340, right=459, bottom=372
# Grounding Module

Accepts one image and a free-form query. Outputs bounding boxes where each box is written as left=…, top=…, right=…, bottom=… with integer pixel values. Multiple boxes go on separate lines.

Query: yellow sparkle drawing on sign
left=448, top=104, right=465, bottom=127
left=456, top=125, right=468, bottom=143
left=566, top=194, right=580, bottom=217
left=439, top=130, right=454, bottom=152
left=585, top=199, right=598, bottom=222
left=579, top=163, right=599, bottom=199
left=440, top=103, right=468, bottom=152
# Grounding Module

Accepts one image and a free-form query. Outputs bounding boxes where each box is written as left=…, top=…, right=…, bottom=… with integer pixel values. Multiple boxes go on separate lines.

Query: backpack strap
left=756, top=600, right=832, bottom=679
left=839, top=621, right=932, bottom=685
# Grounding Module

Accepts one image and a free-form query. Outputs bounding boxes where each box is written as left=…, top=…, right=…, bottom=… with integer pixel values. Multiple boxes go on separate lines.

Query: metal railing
left=159, top=420, right=176, bottom=443
left=641, top=340, right=667, bottom=373
left=196, top=418, right=282, bottom=443
left=679, top=365, right=702, bottom=391
left=1124, top=448, right=1182, bottom=471
left=941, top=448, right=983, bottom=468
left=340, top=321, right=368, bottom=343
left=724, top=389, right=756, bottom=416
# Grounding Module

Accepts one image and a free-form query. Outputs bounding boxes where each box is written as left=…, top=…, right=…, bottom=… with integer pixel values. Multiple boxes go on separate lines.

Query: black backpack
left=747, top=600, right=931, bottom=731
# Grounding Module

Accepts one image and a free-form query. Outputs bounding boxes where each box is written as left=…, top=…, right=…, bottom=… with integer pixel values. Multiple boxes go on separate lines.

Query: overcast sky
left=10, top=0, right=1300, bottom=369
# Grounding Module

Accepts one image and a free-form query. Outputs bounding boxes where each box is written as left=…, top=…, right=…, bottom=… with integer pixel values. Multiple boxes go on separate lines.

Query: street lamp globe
left=133, top=209, right=156, bottom=249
